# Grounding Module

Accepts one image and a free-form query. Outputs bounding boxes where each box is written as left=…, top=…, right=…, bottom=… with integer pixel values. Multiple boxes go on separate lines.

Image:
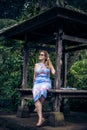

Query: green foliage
left=18, top=0, right=67, bottom=21
left=27, top=49, right=38, bottom=87
left=67, top=0, right=87, bottom=12
left=18, top=0, right=39, bottom=21
left=0, top=0, right=87, bottom=21
left=0, top=19, right=16, bottom=30
left=0, top=0, right=26, bottom=19
left=67, top=51, right=87, bottom=89
left=0, top=38, right=23, bottom=111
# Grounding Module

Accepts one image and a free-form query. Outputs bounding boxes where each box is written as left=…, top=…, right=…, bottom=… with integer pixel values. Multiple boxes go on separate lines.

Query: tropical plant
left=67, top=50, right=87, bottom=89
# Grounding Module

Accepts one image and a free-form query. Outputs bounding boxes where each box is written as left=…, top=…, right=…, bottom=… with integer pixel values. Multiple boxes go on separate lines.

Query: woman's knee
left=35, top=100, right=41, bottom=107
left=40, top=95, right=45, bottom=103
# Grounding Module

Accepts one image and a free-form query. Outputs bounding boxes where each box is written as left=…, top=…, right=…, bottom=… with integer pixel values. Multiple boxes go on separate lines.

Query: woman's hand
left=50, top=63, right=55, bottom=75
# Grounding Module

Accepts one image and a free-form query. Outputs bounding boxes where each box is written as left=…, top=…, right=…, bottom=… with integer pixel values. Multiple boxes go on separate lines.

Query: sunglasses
left=39, top=53, right=44, bottom=56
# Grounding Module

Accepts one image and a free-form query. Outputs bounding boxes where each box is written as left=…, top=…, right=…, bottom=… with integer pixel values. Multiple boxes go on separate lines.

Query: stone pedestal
left=48, top=112, right=65, bottom=126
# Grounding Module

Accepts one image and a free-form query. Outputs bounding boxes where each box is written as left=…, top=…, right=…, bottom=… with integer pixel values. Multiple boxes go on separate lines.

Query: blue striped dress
left=32, top=63, right=52, bottom=102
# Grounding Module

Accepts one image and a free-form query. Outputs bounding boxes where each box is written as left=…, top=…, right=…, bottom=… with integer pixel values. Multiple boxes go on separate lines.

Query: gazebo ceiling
left=0, top=6, right=87, bottom=45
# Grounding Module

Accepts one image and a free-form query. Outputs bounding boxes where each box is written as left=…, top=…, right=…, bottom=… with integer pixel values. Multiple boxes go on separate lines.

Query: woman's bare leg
left=35, top=100, right=43, bottom=126
left=40, top=95, right=45, bottom=104
left=34, top=96, right=45, bottom=112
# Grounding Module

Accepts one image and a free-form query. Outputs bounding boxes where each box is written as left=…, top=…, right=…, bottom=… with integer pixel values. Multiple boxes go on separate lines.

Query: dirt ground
left=0, top=111, right=87, bottom=130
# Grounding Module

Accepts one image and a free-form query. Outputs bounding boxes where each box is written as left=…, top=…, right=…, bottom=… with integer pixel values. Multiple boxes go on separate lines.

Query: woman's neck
left=39, top=60, right=45, bottom=64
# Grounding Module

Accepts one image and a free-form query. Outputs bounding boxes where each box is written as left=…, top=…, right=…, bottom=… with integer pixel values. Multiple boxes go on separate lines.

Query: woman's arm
left=50, top=59, right=62, bottom=75
left=50, top=62, right=55, bottom=75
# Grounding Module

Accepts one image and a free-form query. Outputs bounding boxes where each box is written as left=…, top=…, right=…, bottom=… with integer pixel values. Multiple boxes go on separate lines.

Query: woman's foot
left=36, top=118, right=45, bottom=127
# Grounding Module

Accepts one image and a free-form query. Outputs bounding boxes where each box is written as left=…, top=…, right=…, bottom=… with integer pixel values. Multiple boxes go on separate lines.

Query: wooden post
left=48, top=30, right=65, bottom=126
left=54, top=29, right=63, bottom=112
left=62, top=50, right=68, bottom=113
left=22, top=35, right=29, bottom=89
left=17, top=36, right=29, bottom=117
left=64, top=53, right=68, bottom=87
left=20, top=35, right=29, bottom=113
left=62, top=47, right=68, bottom=88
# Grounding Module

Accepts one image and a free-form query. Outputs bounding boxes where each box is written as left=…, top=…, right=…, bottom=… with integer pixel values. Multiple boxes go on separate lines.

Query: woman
left=32, top=50, right=55, bottom=126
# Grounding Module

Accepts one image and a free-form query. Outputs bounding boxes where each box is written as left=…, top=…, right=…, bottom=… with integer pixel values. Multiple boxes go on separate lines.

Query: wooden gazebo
left=0, top=6, right=87, bottom=126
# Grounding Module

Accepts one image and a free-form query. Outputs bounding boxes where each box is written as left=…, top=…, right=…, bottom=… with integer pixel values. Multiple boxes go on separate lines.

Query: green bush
left=67, top=59, right=87, bottom=89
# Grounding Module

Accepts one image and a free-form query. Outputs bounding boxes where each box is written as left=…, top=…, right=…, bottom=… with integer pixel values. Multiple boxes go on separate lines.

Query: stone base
left=16, top=106, right=30, bottom=118
left=48, top=112, right=65, bottom=126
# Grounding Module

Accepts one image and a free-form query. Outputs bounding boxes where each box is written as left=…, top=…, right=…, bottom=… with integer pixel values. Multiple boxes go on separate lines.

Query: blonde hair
left=39, top=50, right=52, bottom=68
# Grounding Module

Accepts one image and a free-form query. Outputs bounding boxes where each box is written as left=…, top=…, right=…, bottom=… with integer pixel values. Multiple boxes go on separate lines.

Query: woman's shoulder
left=35, top=63, right=39, bottom=67
left=34, top=63, right=39, bottom=70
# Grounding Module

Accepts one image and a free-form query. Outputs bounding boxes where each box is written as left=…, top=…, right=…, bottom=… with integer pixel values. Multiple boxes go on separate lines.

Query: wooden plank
left=29, top=45, right=55, bottom=51
left=18, top=88, right=32, bottom=95
left=18, top=88, right=87, bottom=94
left=18, top=88, right=87, bottom=98
left=63, top=34, right=87, bottom=44
left=48, top=89, right=87, bottom=94
left=62, top=95, right=87, bottom=98
left=65, top=45, right=87, bottom=52
left=29, top=35, right=54, bottom=44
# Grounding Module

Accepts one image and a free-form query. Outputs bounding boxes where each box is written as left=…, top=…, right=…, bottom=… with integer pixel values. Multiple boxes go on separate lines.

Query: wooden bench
left=18, top=88, right=87, bottom=109
left=18, top=88, right=87, bottom=97
left=17, top=88, right=87, bottom=122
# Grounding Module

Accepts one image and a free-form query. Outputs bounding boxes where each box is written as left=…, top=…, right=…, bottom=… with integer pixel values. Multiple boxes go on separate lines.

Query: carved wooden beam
left=65, top=45, right=87, bottom=52
left=63, top=34, right=87, bottom=44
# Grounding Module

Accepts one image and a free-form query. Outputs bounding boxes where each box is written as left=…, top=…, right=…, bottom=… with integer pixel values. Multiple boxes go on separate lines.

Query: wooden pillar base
left=16, top=106, right=30, bottom=118
left=48, top=112, right=65, bottom=126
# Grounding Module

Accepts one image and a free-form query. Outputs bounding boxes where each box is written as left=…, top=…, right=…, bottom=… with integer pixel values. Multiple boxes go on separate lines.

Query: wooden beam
left=18, top=88, right=87, bottom=98
left=28, top=43, right=87, bottom=52
left=65, top=45, right=87, bottom=52
left=29, top=44, right=55, bottom=51
left=63, top=34, right=87, bottom=44
left=31, top=36, right=54, bottom=44
left=31, top=32, right=51, bottom=37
